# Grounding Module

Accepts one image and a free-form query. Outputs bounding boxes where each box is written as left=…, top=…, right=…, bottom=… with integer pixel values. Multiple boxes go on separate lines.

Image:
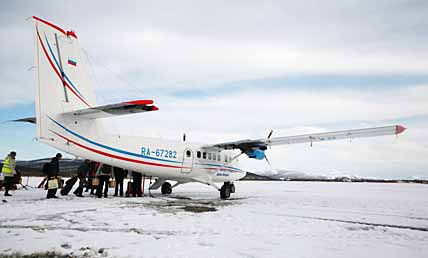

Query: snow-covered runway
left=1, top=179, right=427, bottom=258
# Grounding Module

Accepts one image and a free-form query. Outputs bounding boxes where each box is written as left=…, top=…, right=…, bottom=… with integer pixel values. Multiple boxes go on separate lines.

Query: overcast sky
left=1, top=0, right=428, bottom=178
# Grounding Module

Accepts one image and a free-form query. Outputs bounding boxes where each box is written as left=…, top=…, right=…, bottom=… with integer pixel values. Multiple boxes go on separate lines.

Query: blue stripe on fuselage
left=48, top=116, right=182, bottom=164
left=195, top=162, right=244, bottom=172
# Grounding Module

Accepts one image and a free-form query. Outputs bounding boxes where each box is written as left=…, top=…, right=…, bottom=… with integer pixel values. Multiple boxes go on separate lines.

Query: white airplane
left=17, top=17, right=406, bottom=199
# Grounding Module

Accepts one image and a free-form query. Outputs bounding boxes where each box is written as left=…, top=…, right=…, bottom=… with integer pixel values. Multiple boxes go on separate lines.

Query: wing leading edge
left=62, top=100, right=159, bottom=119
left=205, top=125, right=406, bottom=152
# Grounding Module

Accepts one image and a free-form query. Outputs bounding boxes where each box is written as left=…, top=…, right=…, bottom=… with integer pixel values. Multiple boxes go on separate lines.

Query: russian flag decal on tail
left=68, top=58, right=77, bottom=66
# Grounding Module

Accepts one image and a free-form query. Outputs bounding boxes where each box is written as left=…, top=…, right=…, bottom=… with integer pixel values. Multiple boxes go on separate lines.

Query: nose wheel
left=220, top=182, right=235, bottom=199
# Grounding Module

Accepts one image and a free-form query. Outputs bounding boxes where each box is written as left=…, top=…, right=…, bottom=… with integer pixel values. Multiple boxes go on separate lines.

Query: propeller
left=267, top=129, right=273, bottom=140
left=264, top=154, right=273, bottom=170
left=264, top=130, right=274, bottom=170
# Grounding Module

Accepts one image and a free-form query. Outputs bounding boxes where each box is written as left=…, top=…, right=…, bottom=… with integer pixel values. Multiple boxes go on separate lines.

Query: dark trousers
left=86, top=178, right=96, bottom=194
left=46, top=177, right=58, bottom=198
left=85, top=178, right=91, bottom=192
left=132, top=175, right=142, bottom=197
left=3, top=176, right=13, bottom=195
left=114, top=178, right=124, bottom=196
left=73, top=178, right=86, bottom=196
left=47, top=188, right=58, bottom=198
left=96, top=176, right=110, bottom=198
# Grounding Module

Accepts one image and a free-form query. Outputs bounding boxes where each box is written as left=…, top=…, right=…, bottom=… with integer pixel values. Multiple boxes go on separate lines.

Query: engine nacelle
left=246, top=149, right=265, bottom=160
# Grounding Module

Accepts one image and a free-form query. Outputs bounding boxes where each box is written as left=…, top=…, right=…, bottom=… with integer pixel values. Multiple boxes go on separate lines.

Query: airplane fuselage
left=42, top=116, right=246, bottom=185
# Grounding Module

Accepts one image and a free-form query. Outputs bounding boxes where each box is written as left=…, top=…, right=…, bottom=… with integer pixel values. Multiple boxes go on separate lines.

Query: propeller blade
left=264, top=154, right=273, bottom=170
left=267, top=130, right=273, bottom=139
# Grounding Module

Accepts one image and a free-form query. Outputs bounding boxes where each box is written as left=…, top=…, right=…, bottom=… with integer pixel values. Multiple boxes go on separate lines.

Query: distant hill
left=1, top=159, right=427, bottom=184
left=0, top=158, right=83, bottom=177
left=240, top=172, right=275, bottom=181
left=251, top=169, right=428, bottom=184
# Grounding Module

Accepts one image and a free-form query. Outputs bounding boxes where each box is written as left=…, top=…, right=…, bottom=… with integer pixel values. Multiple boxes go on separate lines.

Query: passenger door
left=181, top=148, right=193, bottom=173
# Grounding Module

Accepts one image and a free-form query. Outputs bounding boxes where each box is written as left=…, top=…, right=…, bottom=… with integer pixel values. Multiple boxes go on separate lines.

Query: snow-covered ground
left=1, top=178, right=427, bottom=258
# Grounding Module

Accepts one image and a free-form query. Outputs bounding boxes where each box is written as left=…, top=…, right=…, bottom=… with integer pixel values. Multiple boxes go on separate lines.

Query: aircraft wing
left=204, top=125, right=406, bottom=153
left=62, top=100, right=159, bottom=119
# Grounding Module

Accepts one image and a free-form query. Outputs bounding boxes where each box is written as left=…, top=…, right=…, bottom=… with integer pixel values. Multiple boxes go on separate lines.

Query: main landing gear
left=220, top=182, right=235, bottom=199
left=161, top=182, right=172, bottom=195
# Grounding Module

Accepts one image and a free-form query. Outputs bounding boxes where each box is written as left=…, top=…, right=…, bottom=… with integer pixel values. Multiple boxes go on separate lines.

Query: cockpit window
left=203, top=152, right=207, bottom=159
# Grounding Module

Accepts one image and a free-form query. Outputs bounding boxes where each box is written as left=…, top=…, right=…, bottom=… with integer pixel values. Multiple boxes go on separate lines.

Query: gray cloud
left=1, top=0, right=428, bottom=108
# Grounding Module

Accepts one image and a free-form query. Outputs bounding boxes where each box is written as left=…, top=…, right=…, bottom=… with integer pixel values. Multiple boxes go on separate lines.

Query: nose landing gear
left=220, top=182, right=235, bottom=199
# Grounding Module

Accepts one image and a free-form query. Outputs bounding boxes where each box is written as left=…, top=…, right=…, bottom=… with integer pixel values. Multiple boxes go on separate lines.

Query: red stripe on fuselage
left=36, top=28, right=91, bottom=107
left=51, top=131, right=185, bottom=169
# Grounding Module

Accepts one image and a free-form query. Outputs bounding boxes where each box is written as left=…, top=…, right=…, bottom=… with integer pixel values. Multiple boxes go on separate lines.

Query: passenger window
left=224, top=155, right=228, bottom=162
left=208, top=153, right=212, bottom=160
left=197, top=151, right=201, bottom=158
left=213, top=154, right=217, bottom=161
left=186, top=150, right=191, bottom=157
left=203, top=152, right=207, bottom=159
left=217, top=154, right=221, bottom=162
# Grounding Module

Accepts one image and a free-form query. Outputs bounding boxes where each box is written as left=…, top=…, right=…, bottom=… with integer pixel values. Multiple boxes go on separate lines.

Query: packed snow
left=1, top=178, right=427, bottom=258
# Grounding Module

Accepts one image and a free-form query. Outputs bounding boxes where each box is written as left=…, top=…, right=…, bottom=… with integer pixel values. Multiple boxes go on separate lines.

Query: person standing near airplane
left=46, top=153, right=62, bottom=199
left=131, top=171, right=143, bottom=197
left=85, top=161, right=99, bottom=195
left=96, top=164, right=112, bottom=198
left=73, top=159, right=90, bottom=197
left=1, top=151, right=17, bottom=196
left=113, top=166, right=126, bottom=197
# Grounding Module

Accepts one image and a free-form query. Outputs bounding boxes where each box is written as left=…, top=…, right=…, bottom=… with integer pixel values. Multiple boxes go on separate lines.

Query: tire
left=230, top=184, right=235, bottom=193
left=220, top=184, right=231, bottom=199
left=161, top=182, right=172, bottom=195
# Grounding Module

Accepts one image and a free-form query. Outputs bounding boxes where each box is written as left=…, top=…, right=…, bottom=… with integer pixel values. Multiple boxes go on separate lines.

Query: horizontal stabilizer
left=11, top=117, right=37, bottom=124
left=62, top=100, right=159, bottom=119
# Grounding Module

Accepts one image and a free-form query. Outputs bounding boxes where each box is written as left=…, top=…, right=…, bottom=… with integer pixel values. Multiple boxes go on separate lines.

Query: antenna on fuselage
left=183, top=133, right=186, bottom=142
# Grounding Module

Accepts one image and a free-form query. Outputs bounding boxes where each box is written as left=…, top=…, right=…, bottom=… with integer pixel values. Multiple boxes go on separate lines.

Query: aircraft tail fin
left=33, top=16, right=98, bottom=148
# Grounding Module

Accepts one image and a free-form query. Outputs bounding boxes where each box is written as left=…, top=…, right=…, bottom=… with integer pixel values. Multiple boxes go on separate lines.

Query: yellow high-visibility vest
left=1, top=157, right=12, bottom=174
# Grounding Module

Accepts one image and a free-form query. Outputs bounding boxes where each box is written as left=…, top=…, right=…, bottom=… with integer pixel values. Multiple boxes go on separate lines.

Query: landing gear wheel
left=161, top=182, right=172, bottom=195
left=220, top=183, right=232, bottom=199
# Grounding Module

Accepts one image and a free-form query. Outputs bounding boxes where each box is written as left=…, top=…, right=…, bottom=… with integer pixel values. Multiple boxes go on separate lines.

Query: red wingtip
left=151, top=106, right=159, bottom=111
left=125, top=100, right=154, bottom=105
left=395, top=125, right=407, bottom=134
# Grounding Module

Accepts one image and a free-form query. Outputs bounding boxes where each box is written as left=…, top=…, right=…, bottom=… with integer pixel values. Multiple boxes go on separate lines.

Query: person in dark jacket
left=113, top=167, right=127, bottom=197
left=131, top=171, right=142, bottom=197
left=96, top=164, right=112, bottom=198
left=46, top=153, right=62, bottom=199
left=86, top=161, right=99, bottom=195
left=73, top=159, right=90, bottom=197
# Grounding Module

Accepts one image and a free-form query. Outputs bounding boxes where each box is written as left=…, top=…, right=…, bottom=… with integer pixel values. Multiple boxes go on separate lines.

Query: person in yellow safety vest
left=1, top=151, right=17, bottom=196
